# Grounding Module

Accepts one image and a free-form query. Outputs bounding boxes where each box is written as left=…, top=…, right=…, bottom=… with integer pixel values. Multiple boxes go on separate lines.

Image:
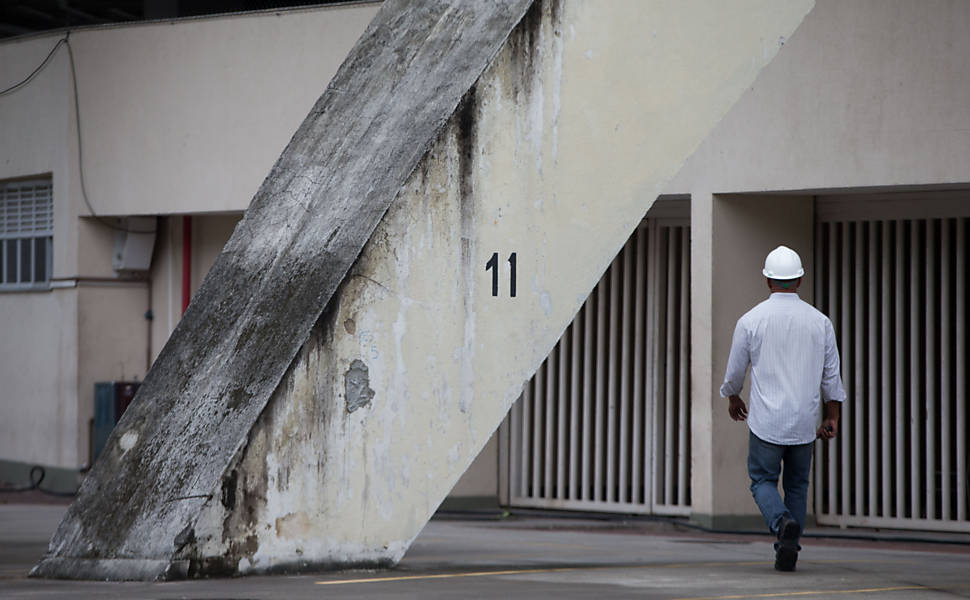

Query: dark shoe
left=774, top=516, right=800, bottom=572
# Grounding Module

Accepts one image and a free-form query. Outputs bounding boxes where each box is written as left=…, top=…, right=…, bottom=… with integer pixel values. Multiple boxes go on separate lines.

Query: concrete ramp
left=33, top=0, right=814, bottom=580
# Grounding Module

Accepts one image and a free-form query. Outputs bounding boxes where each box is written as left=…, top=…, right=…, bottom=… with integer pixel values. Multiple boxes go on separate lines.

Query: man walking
left=720, top=245, right=845, bottom=572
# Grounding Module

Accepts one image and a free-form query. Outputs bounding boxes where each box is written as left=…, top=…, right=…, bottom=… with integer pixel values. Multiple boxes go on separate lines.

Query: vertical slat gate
left=910, top=220, right=922, bottom=521
left=958, top=221, right=967, bottom=522
left=814, top=222, right=824, bottom=518
left=827, top=224, right=838, bottom=517
left=815, top=214, right=969, bottom=532
left=879, top=221, right=891, bottom=519
left=632, top=230, right=646, bottom=505
left=506, top=210, right=691, bottom=515
left=894, top=220, right=906, bottom=520
left=841, top=222, right=851, bottom=521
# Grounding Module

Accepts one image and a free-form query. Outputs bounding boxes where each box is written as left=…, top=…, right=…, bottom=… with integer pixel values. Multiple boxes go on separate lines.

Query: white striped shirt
left=720, top=293, right=846, bottom=445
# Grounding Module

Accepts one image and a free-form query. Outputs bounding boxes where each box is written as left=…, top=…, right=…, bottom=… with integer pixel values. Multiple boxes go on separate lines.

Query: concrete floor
left=1, top=502, right=968, bottom=599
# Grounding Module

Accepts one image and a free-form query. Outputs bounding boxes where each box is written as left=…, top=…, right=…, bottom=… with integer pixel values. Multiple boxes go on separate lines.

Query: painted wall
left=76, top=283, right=152, bottom=465
left=0, top=290, right=78, bottom=468
left=191, top=215, right=243, bottom=294
left=186, top=0, right=814, bottom=572
left=51, top=2, right=379, bottom=218
left=149, top=217, right=181, bottom=361
left=0, top=36, right=75, bottom=278
left=668, top=0, right=970, bottom=195
left=449, top=436, right=498, bottom=500
left=0, top=35, right=79, bottom=472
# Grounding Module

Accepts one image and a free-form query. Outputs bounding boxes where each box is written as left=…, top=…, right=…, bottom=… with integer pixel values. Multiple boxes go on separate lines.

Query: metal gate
left=814, top=195, right=969, bottom=532
left=503, top=205, right=691, bottom=515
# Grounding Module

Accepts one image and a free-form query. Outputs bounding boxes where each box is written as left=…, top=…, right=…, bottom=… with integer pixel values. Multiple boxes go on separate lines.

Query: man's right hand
left=817, top=401, right=841, bottom=440
left=728, top=395, right=748, bottom=421
left=817, top=419, right=838, bottom=440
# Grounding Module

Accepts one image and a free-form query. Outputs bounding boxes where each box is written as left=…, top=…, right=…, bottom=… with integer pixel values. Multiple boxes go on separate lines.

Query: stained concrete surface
left=3, top=502, right=969, bottom=599
left=37, top=0, right=535, bottom=580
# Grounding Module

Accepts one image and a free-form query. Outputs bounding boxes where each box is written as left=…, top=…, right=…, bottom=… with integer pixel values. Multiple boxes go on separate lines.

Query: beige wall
left=0, top=291, right=78, bottom=468
left=691, top=195, right=814, bottom=524
left=63, top=3, right=378, bottom=217
left=192, top=214, right=243, bottom=293
left=0, top=37, right=76, bottom=279
left=149, top=217, right=179, bottom=361
left=76, top=284, right=152, bottom=465
left=148, top=213, right=243, bottom=363
left=450, top=435, right=499, bottom=499
left=0, top=36, right=82, bottom=469
left=668, top=0, right=970, bottom=195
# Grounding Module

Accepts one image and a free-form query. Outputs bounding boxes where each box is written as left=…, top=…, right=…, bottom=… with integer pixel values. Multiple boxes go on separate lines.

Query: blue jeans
left=747, top=431, right=814, bottom=544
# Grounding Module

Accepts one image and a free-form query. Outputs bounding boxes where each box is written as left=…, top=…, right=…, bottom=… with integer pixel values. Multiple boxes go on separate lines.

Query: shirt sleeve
left=719, top=319, right=749, bottom=398
left=820, top=318, right=846, bottom=403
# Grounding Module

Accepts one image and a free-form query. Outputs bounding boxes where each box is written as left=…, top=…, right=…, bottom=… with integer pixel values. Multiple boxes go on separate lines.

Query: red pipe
left=181, top=215, right=192, bottom=315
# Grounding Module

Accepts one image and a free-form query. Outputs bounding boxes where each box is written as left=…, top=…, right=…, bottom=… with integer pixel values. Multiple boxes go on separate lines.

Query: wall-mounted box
left=112, top=217, right=157, bottom=272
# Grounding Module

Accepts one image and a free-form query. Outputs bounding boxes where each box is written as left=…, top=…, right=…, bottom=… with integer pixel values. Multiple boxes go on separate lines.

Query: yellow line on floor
left=315, top=567, right=580, bottom=585
left=313, top=561, right=771, bottom=586
left=314, top=557, right=915, bottom=587
left=670, top=585, right=927, bottom=600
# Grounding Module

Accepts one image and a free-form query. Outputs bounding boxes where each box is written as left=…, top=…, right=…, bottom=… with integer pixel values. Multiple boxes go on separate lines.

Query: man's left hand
left=728, top=395, right=748, bottom=421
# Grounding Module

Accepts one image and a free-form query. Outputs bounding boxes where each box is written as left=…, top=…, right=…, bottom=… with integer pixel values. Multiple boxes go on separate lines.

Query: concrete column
left=692, top=192, right=814, bottom=529
left=690, top=192, right=716, bottom=520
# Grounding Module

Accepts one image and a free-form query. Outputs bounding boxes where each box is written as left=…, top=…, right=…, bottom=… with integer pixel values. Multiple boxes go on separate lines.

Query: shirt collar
left=769, top=292, right=800, bottom=300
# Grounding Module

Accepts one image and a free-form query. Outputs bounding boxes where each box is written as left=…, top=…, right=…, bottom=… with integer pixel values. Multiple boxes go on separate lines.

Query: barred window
left=0, top=179, right=53, bottom=289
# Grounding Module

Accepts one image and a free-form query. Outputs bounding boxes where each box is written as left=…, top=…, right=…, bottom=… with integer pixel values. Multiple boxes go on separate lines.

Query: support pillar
left=691, top=192, right=814, bottom=529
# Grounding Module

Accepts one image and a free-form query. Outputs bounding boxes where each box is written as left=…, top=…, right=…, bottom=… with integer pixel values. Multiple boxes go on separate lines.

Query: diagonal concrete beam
left=32, top=0, right=535, bottom=581
left=177, top=0, right=815, bottom=577
left=34, top=0, right=816, bottom=581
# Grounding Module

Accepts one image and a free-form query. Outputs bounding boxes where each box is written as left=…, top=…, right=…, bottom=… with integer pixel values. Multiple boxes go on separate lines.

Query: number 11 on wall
left=485, top=252, right=517, bottom=297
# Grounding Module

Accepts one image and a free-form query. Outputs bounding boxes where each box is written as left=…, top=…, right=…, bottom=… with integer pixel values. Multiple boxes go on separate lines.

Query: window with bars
left=0, top=179, right=53, bottom=289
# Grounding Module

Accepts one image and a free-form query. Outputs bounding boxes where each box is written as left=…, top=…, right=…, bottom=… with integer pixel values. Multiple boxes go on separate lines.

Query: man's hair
left=770, top=278, right=797, bottom=289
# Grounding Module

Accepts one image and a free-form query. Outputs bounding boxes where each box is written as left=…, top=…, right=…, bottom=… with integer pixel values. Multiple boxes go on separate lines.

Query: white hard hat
left=762, top=245, right=804, bottom=280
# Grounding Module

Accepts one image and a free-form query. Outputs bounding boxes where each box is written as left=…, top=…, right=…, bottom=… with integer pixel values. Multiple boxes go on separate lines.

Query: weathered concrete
left=32, top=0, right=535, bottom=581
left=34, top=0, right=817, bottom=581
left=169, top=0, right=817, bottom=578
